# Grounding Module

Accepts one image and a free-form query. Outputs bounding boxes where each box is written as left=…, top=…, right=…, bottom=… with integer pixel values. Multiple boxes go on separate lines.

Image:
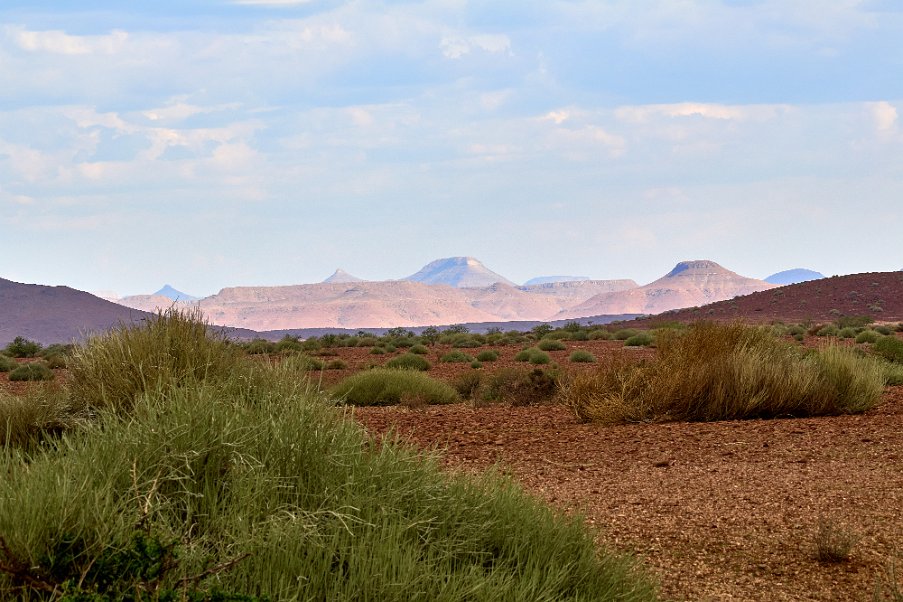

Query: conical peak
left=323, top=269, right=364, bottom=284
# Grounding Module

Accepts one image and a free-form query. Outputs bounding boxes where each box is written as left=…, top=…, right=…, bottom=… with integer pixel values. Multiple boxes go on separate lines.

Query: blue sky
left=1, top=1, right=901, bottom=296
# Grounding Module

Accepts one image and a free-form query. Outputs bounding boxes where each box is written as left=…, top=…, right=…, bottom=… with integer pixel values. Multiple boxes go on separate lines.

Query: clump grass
left=875, top=336, right=903, bottom=363
left=514, top=348, right=551, bottom=364
left=569, top=350, right=597, bottom=363
left=385, top=353, right=432, bottom=371
left=67, top=307, right=242, bottom=414
left=537, top=339, right=566, bottom=351
left=8, top=362, right=54, bottom=382
left=331, top=368, right=459, bottom=406
left=814, top=519, right=860, bottom=563
left=624, top=332, right=654, bottom=347
left=0, top=386, right=84, bottom=449
left=0, top=355, right=17, bottom=372
left=561, top=322, right=886, bottom=424
left=475, top=349, right=499, bottom=362
left=440, top=350, right=473, bottom=363
left=482, top=367, right=559, bottom=406
left=409, top=344, right=429, bottom=355
left=452, top=371, right=483, bottom=401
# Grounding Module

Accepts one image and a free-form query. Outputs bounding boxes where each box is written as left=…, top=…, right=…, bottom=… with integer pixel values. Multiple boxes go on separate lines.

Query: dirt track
left=355, top=388, right=903, bottom=601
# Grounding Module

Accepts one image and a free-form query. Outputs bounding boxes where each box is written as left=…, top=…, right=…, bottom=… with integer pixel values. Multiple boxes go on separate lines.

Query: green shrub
left=562, top=322, right=885, bottom=424
left=816, top=325, right=839, bottom=337
left=452, top=336, right=482, bottom=348
left=357, top=336, right=379, bottom=347
left=589, top=330, right=613, bottom=340
left=385, top=353, right=432, bottom=371
left=482, top=368, right=559, bottom=406
left=325, top=359, right=348, bottom=370
left=875, top=336, right=903, bottom=363
left=838, top=327, right=857, bottom=339
left=470, top=360, right=482, bottom=369
left=282, top=354, right=325, bottom=371
left=875, top=325, right=893, bottom=336
left=624, top=332, right=654, bottom=347
left=787, top=325, right=806, bottom=336
left=370, top=346, right=386, bottom=355
left=409, top=344, right=429, bottom=355
left=0, top=355, right=16, bottom=373
left=569, top=350, right=597, bottom=363
left=331, top=369, right=459, bottom=406
left=3, top=336, right=42, bottom=358
left=0, top=387, right=83, bottom=449
left=836, top=315, right=874, bottom=329
left=274, top=335, right=304, bottom=353
left=537, top=339, right=566, bottom=352
left=514, top=348, right=550, bottom=364
left=440, top=351, right=473, bottom=363
left=613, top=329, right=638, bottom=341
left=8, top=362, right=55, bottom=382
left=68, top=307, right=242, bottom=413
left=452, top=371, right=483, bottom=400
left=855, top=330, right=880, bottom=344
left=43, top=354, right=67, bottom=369
left=475, top=350, right=499, bottom=362
left=245, top=338, right=275, bottom=355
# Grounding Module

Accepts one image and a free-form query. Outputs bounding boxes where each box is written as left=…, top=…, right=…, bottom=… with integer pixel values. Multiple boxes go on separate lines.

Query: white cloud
left=869, top=101, right=898, bottom=133
left=616, top=102, right=790, bottom=123
left=441, top=34, right=512, bottom=59
left=232, top=0, right=313, bottom=5
left=9, top=26, right=128, bottom=55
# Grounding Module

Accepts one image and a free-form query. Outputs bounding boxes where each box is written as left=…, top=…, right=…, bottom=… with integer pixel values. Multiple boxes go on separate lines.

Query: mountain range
left=112, top=257, right=775, bottom=330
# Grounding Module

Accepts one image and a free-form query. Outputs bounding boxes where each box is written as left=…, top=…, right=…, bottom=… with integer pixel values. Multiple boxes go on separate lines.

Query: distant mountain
left=154, top=284, right=198, bottom=301
left=764, top=269, right=825, bottom=285
left=0, top=277, right=154, bottom=345
left=323, top=269, right=364, bottom=284
left=523, top=276, right=591, bottom=286
left=558, top=260, right=775, bottom=319
left=404, top=257, right=515, bottom=288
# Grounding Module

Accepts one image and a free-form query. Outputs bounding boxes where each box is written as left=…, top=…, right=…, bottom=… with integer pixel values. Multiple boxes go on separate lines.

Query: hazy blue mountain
left=523, top=276, right=591, bottom=286
left=153, top=284, right=199, bottom=301
left=764, top=269, right=825, bottom=285
left=404, top=257, right=515, bottom=288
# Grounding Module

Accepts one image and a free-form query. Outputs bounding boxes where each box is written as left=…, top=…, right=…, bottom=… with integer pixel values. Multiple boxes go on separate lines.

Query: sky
left=0, top=0, right=901, bottom=297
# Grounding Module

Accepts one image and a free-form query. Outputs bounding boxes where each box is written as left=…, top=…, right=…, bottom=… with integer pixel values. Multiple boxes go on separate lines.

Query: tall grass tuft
left=561, top=322, right=886, bottom=424
left=67, top=307, right=242, bottom=414
left=331, top=368, right=459, bottom=406
left=0, top=386, right=84, bottom=449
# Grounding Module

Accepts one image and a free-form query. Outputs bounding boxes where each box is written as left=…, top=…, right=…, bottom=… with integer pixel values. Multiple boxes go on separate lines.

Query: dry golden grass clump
left=561, top=322, right=886, bottom=424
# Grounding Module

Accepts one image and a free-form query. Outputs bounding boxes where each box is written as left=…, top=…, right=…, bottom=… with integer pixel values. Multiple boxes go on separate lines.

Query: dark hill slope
left=619, top=271, right=903, bottom=327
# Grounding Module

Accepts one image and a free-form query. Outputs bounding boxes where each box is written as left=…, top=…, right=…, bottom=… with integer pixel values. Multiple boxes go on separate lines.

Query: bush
left=324, top=359, right=347, bottom=370
left=0, top=366, right=654, bottom=600
left=245, top=338, right=275, bottom=355
left=814, top=519, right=859, bottom=563
left=3, top=336, right=42, bottom=358
left=613, top=329, right=638, bottom=341
left=569, top=350, right=597, bottom=363
left=561, top=322, right=886, bottom=424
left=838, top=327, right=857, bottom=339
left=370, top=346, right=386, bottom=355
left=855, top=330, right=880, bottom=344
left=331, top=369, right=459, bottom=406
left=452, top=371, right=483, bottom=400
left=475, top=350, right=499, bottom=362
left=482, top=368, right=559, bottom=406
left=624, top=332, right=654, bottom=347
left=836, top=315, right=874, bottom=329
left=0, top=355, right=16, bottom=373
left=440, top=351, right=473, bottom=363
left=8, top=362, right=55, bottom=382
left=537, top=339, right=566, bottom=352
left=68, top=308, right=242, bottom=414
left=875, top=336, right=903, bottom=363
left=274, top=335, right=304, bottom=353
left=588, top=330, right=613, bottom=340
left=470, top=360, right=482, bottom=369
left=385, top=353, right=432, bottom=372
left=409, top=344, right=429, bottom=355
left=816, top=325, right=839, bottom=337
left=514, top=348, right=550, bottom=365
left=281, top=354, right=325, bottom=371
left=875, top=325, right=893, bottom=336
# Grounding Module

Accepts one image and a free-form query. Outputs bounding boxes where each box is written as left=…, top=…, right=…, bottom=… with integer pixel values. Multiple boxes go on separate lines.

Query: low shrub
left=836, top=315, right=874, bottom=329
left=0, top=355, right=16, bottom=372
left=838, top=327, right=857, bottom=339
left=875, top=325, right=893, bottom=336
left=787, top=325, right=806, bottom=336
left=588, top=330, right=613, bottom=340
left=331, top=369, right=459, bottom=406
left=385, top=353, right=432, bottom=371
left=3, top=336, right=42, bottom=358
left=624, top=332, right=654, bottom=347
left=409, top=344, right=429, bottom=355
left=452, top=371, right=483, bottom=400
left=537, top=339, right=567, bottom=352
left=613, top=329, right=638, bottom=341
left=370, top=347, right=386, bottom=355
left=569, top=350, right=597, bottom=363
left=514, top=348, right=550, bottom=365
left=278, top=354, right=325, bottom=372
left=8, top=362, right=55, bottom=382
left=470, top=361, right=482, bottom=369
left=440, top=351, right=473, bottom=363
left=875, top=336, right=903, bottom=363
left=814, top=519, right=859, bottom=563
left=274, top=335, right=304, bottom=353
left=482, top=368, right=559, bottom=406
left=855, top=330, right=880, bottom=344
left=325, top=359, right=348, bottom=370
left=475, top=350, right=499, bottom=362
left=384, top=344, right=397, bottom=353
left=561, top=322, right=885, bottom=424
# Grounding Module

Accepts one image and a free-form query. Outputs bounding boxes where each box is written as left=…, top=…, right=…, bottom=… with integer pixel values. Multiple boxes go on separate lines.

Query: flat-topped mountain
left=558, top=260, right=776, bottom=319
left=764, top=269, right=825, bottom=285
left=405, top=257, right=515, bottom=288
left=323, top=269, right=365, bottom=284
left=0, top=277, right=153, bottom=345
left=523, top=276, right=590, bottom=286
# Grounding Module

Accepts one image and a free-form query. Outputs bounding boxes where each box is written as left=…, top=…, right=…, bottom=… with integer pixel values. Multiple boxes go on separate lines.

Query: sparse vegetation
left=452, top=371, right=483, bottom=400
left=562, top=322, right=886, bottom=424
left=482, top=367, right=559, bottom=406
left=514, top=347, right=551, bottom=364
left=331, top=368, right=459, bottom=406
left=569, top=350, right=597, bottom=363
left=814, top=519, right=860, bottom=563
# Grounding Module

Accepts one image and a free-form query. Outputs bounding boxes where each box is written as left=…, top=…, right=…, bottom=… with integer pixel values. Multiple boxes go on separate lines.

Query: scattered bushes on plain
left=561, top=322, right=886, bottom=424
left=385, top=353, right=432, bottom=371
left=331, top=369, right=459, bottom=406
left=514, top=348, right=550, bottom=365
